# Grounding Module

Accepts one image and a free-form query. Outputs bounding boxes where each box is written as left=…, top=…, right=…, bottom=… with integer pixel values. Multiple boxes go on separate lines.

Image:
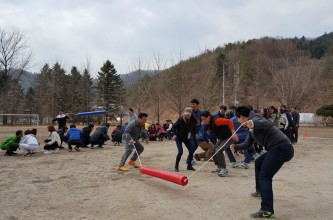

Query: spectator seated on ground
left=89, top=124, right=110, bottom=148
left=148, top=124, right=157, bottom=141
left=0, top=130, right=23, bottom=156
left=155, top=123, right=166, bottom=141
left=112, top=125, right=123, bottom=145
left=81, top=124, right=94, bottom=148
left=57, top=126, right=68, bottom=149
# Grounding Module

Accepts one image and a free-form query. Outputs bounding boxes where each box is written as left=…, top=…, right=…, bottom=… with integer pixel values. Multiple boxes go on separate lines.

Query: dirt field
left=0, top=126, right=332, bottom=220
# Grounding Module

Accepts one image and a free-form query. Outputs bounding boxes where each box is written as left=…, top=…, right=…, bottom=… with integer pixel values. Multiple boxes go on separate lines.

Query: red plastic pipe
left=140, top=166, right=188, bottom=186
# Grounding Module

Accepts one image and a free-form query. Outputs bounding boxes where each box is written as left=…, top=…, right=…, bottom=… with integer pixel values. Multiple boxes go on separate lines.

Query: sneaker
left=44, top=150, right=53, bottom=154
left=117, top=166, right=129, bottom=172
left=187, top=166, right=196, bottom=171
left=59, top=146, right=65, bottom=149
left=97, top=145, right=103, bottom=149
left=231, top=162, right=239, bottom=168
left=186, top=159, right=196, bottom=165
left=218, top=168, right=229, bottom=177
left=212, top=168, right=221, bottom=173
left=74, top=147, right=80, bottom=152
left=68, top=148, right=72, bottom=152
left=193, top=154, right=200, bottom=161
left=23, top=152, right=32, bottom=157
left=54, top=148, right=59, bottom=153
left=241, top=162, right=250, bottom=169
left=128, top=160, right=140, bottom=168
left=250, top=210, right=275, bottom=219
left=251, top=192, right=261, bottom=198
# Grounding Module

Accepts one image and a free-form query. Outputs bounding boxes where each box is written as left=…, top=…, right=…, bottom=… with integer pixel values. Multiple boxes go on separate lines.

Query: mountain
left=120, top=69, right=156, bottom=85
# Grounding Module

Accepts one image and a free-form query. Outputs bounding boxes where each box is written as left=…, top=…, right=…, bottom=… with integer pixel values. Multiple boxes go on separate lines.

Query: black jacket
left=171, top=116, right=196, bottom=142
left=82, top=127, right=93, bottom=137
left=90, top=126, right=110, bottom=142
left=235, top=111, right=292, bottom=151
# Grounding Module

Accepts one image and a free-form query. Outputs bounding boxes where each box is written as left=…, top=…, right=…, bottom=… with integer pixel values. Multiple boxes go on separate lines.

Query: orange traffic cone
left=303, top=132, right=308, bottom=137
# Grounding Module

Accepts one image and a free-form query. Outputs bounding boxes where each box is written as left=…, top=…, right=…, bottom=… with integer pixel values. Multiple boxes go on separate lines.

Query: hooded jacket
left=234, top=111, right=291, bottom=151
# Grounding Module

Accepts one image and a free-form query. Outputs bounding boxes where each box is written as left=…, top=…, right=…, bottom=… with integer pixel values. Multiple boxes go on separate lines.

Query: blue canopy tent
left=77, top=110, right=108, bottom=124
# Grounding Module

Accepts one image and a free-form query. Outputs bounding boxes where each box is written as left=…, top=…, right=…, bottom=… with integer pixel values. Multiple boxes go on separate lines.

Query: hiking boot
left=231, top=162, right=239, bottom=168
left=218, top=168, right=229, bottom=177
left=193, top=154, right=200, bottom=161
left=251, top=192, right=261, bottom=198
left=128, top=160, right=140, bottom=168
left=241, top=162, right=250, bottom=169
left=250, top=210, right=275, bottom=219
left=117, top=166, right=129, bottom=172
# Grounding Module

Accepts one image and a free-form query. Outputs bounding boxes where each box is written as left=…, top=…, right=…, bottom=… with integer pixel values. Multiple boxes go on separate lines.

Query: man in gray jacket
left=117, top=113, right=149, bottom=172
left=231, top=106, right=294, bottom=219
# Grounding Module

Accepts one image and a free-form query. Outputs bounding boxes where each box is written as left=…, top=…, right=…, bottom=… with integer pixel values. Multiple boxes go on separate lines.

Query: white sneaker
left=54, top=148, right=59, bottom=153
left=44, top=150, right=52, bottom=154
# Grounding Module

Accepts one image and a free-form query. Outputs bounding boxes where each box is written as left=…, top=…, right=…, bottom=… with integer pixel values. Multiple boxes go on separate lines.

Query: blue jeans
left=244, top=148, right=255, bottom=163
left=175, top=140, right=194, bottom=168
left=255, top=144, right=294, bottom=213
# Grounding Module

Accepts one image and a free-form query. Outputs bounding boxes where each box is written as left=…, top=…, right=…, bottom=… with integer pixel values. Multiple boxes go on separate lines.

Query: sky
left=0, top=0, right=332, bottom=76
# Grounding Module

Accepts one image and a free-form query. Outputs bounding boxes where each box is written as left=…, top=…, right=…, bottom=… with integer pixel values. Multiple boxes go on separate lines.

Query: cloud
left=0, top=0, right=332, bottom=76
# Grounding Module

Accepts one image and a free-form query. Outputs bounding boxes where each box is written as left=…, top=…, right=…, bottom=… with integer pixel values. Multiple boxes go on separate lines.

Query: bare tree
left=0, top=27, right=32, bottom=115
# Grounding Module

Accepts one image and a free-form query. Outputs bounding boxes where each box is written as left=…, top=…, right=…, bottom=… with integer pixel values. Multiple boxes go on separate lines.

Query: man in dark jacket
left=291, top=107, right=300, bottom=143
left=56, top=126, right=68, bottom=149
left=52, top=110, right=70, bottom=129
left=230, top=106, right=294, bottom=219
left=112, top=125, right=123, bottom=145
left=89, top=124, right=110, bottom=148
left=81, top=124, right=94, bottom=148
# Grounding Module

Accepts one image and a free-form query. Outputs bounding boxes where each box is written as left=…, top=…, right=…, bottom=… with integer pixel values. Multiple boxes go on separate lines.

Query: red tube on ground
left=140, top=166, right=188, bottom=186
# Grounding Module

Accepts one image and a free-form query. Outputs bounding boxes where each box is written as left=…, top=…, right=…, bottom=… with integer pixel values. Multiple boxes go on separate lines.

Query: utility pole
left=234, top=63, right=240, bottom=106
left=222, top=63, right=225, bottom=105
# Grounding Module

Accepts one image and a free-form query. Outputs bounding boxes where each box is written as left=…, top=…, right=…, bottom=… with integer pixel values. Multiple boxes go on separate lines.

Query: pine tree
left=68, top=66, right=82, bottom=113
left=80, top=68, right=94, bottom=111
left=97, top=60, right=125, bottom=117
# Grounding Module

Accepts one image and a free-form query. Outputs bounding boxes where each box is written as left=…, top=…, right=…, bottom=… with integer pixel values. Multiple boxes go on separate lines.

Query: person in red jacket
left=201, top=111, right=238, bottom=177
left=155, top=123, right=166, bottom=141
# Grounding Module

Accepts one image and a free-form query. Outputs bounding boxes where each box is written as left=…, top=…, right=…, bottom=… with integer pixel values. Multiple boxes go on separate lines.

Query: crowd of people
left=0, top=102, right=300, bottom=219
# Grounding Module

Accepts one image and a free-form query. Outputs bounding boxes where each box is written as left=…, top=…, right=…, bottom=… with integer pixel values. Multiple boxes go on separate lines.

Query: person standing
left=0, top=130, right=23, bottom=156
left=291, top=107, right=300, bottom=143
left=171, top=107, right=197, bottom=172
left=117, top=113, right=149, bottom=172
left=127, top=108, right=138, bottom=123
left=52, top=110, right=70, bottom=130
left=200, top=111, right=238, bottom=177
left=190, top=99, right=202, bottom=163
left=44, top=125, right=61, bottom=154
left=19, top=130, right=40, bottom=156
left=231, top=106, right=294, bottom=219
left=66, top=124, right=82, bottom=152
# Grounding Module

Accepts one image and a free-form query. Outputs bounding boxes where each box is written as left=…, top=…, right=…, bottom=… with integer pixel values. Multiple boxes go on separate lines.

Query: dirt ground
left=0, top=126, right=332, bottom=220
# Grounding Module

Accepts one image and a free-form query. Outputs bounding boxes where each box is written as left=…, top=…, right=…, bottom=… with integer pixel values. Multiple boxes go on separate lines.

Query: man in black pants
left=231, top=106, right=294, bottom=219
left=53, top=110, right=70, bottom=129
left=291, top=107, right=300, bottom=143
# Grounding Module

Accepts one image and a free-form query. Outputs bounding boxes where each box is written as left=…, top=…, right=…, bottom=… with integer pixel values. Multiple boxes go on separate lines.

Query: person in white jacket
left=44, top=125, right=61, bottom=154
left=19, top=130, right=40, bottom=156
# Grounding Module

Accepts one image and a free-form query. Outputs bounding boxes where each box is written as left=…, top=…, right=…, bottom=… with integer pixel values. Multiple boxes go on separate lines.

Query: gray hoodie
left=234, top=111, right=291, bottom=151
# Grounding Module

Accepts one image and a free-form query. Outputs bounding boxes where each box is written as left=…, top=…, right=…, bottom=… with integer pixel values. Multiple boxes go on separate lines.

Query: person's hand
left=130, top=139, right=135, bottom=145
left=195, top=134, right=198, bottom=140
left=230, top=144, right=235, bottom=152
left=232, top=134, right=239, bottom=142
left=244, top=120, right=254, bottom=129
left=208, top=140, right=213, bottom=146
left=172, top=136, right=177, bottom=141
left=145, top=139, right=149, bottom=144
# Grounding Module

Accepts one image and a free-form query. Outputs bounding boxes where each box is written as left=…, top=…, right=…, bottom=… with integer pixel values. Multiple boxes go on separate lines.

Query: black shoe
left=59, top=146, right=65, bottom=149
left=250, top=210, right=275, bottom=219
left=68, top=148, right=72, bottom=152
left=74, top=147, right=80, bottom=152
left=97, top=145, right=103, bottom=148
left=187, top=166, right=196, bottom=171
left=251, top=192, right=261, bottom=198
left=175, top=168, right=179, bottom=172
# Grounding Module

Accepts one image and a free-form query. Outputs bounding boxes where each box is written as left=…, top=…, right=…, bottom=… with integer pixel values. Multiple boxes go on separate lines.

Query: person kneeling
left=67, top=124, right=82, bottom=152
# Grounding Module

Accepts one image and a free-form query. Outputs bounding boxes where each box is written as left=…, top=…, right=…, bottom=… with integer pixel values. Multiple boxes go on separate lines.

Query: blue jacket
left=192, top=109, right=203, bottom=133
left=67, top=128, right=81, bottom=140
left=198, top=124, right=217, bottom=144
left=231, top=116, right=248, bottom=140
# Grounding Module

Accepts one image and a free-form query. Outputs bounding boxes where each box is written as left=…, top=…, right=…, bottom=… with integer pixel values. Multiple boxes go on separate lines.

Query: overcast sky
left=0, top=0, right=332, bottom=76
